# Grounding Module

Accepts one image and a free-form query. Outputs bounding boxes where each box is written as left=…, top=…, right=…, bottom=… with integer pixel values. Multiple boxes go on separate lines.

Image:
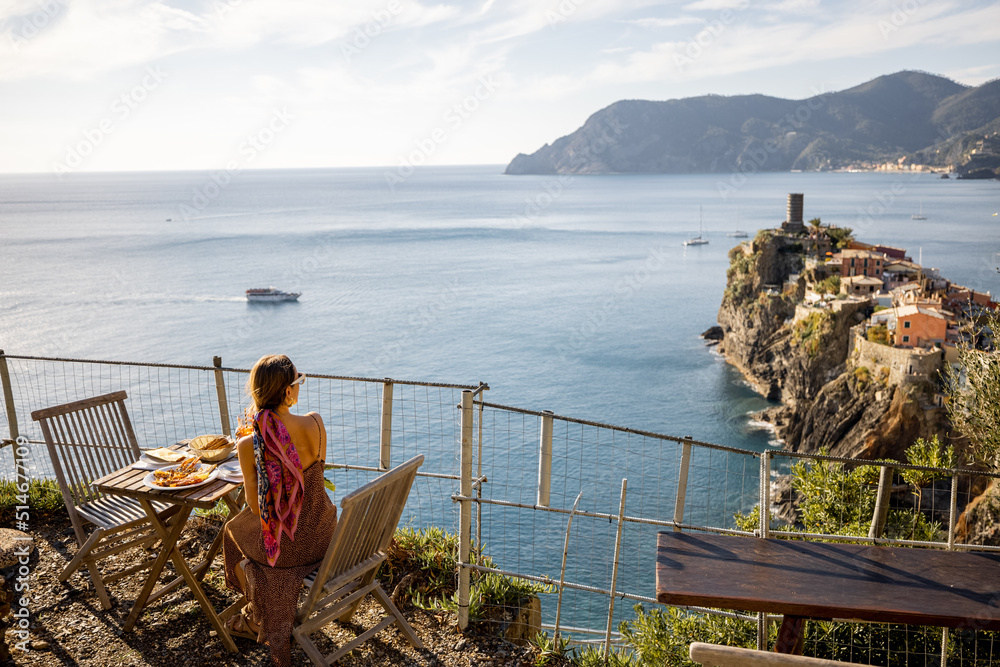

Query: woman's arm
left=236, top=435, right=260, bottom=516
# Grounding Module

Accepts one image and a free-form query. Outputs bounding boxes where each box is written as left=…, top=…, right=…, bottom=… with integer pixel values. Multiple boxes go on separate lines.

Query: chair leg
left=61, top=528, right=103, bottom=581
left=84, top=557, right=113, bottom=610
left=372, top=584, right=423, bottom=648
left=291, top=626, right=328, bottom=667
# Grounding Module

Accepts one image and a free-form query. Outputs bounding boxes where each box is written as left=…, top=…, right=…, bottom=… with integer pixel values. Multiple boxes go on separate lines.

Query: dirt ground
left=6, top=514, right=569, bottom=667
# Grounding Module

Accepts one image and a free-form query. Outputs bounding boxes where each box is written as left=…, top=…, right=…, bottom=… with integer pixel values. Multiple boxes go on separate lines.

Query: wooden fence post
left=0, top=350, right=19, bottom=447
left=537, top=410, right=553, bottom=507
left=380, top=380, right=393, bottom=470
left=458, top=390, right=474, bottom=631
left=673, top=437, right=693, bottom=531
left=212, top=356, right=231, bottom=436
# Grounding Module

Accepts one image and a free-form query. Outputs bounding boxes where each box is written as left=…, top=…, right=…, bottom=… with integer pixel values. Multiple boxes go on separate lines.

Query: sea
left=3, top=166, right=998, bottom=631
left=0, top=165, right=1000, bottom=450
left=3, top=167, right=998, bottom=445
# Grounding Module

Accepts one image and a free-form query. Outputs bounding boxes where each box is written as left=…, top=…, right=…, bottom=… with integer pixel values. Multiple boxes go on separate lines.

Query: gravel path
left=9, top=515, right=570, bottom=667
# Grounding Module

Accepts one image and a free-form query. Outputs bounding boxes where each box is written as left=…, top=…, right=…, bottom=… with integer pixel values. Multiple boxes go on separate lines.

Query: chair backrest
left=31, top=390, right=142, bottom=506
left=300, top=454, right=424, bottom=614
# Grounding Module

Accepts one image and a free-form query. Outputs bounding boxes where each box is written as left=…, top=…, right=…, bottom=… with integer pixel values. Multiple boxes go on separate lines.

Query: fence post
left=212, top=356, right=231, bottom=437
left=868, top=465, right=894, bottom=539
left=476, top=395, right=484, bottom=564
left=940, top=473, right=960, bottom=667
left=458, top=389, right=473, bottom=631
left=947, top=473, right=958, bottom=549
left=757, top=451, right=771, bottom=652
left=759, top=451, right=771, bottom=539
left=604, top=478, right=627, bottom=661
left=0, top=351, right=18, bottom=447
left=554, top=491, right=583, bottom=644
left=673, top=437, right=693, bottom=531
left=537, top=410, right=553, bottom=507
left=380, top=379, right=394, bottom=470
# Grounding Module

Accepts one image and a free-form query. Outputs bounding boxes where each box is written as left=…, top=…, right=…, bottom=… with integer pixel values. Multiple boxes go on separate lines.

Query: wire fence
left=462, top=399, right=1000, bottom=666
left=4, top=351, right=1000, bottom=665
left=0, top=352, right=477, bottom=541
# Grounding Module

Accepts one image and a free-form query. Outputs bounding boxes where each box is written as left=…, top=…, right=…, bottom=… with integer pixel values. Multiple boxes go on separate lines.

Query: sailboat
left=684, top=206, right=709, bottom=246
left=912, top=201, right=927, bottom=220
left=727, top=206, right=748, bottom=237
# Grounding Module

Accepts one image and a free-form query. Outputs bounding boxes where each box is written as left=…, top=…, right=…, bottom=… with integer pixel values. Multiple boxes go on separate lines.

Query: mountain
left=505, top=71, right=1000, bottom=176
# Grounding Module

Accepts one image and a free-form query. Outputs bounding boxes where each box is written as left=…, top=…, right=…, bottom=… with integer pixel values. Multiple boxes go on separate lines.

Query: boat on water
left=726, top=207, right=747, bottom=237
left=912, top=201, right=927, bottom=220
left=684, top=206, right=709, bottom=246
left=245, top=287, right=301, bottom=303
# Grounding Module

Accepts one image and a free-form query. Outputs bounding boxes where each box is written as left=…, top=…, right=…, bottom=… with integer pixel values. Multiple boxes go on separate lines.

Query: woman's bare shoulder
left=236, top=435, right=253, bottom=453
left=298, top=411, right=325, bottom=426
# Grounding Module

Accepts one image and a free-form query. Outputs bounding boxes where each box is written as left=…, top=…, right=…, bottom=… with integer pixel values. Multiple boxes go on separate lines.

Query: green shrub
left=793, top=311, right=831, bottom=357
left=388, top=526, right=551, bottom=630
left=380, top=525, right=459, bottom=607
left=853, top=365, right=871, bottom=389
left=0, top=477, right=64, bottom=524
left=866, top=324, right=891, bottom=345
left=814, top=274, right=841, bottom=295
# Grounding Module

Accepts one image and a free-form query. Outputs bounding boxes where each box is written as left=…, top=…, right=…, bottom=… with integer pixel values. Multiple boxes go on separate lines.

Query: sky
left=0, top=0, right=998, bottom=174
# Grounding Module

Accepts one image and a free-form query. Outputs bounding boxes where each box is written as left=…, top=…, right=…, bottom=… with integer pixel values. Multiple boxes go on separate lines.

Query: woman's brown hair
left=247, top=354, right=296, bottom=411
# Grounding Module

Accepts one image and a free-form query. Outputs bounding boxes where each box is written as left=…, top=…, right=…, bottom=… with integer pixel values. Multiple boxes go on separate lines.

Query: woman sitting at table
left=222, top=354, right=338, bottom=667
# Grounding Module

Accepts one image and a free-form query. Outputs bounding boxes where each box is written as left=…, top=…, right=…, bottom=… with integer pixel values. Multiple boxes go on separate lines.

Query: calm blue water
left=4, top=166, right=999, bottom=631
left=2, top=166, right=999, bottom=445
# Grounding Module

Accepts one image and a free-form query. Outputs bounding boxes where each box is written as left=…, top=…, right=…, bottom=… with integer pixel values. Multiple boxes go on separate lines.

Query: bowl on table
left=188, top=434, right=235, bottom=462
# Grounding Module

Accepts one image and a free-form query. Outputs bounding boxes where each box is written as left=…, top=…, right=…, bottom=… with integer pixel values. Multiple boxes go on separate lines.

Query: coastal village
left=716, top=192, right=997, bottom=469
left=750, top=193, right=994, bottom=392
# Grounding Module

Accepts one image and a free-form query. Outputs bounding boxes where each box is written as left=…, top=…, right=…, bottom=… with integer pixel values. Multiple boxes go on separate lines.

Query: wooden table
left=93, top=450, right=243, bottom=653
left=656, top=531, right=1000, bottom=653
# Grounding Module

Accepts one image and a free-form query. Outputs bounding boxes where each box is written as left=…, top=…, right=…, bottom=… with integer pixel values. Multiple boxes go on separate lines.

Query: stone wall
left=850, top=324, right=944, bottom=386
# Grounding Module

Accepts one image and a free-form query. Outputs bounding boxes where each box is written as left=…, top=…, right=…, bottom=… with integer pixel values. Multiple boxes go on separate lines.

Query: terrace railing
left=4, top=350, right=1000, bottom=665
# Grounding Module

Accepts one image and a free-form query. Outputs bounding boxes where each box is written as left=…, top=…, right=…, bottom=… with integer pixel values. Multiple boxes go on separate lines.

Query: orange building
left=895, top=305, right=948, bottom=348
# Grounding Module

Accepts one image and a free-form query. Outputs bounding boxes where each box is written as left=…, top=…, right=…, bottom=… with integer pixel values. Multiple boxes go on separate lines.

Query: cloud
left=624, top=17, right=704, bottom=28
left=759, top=0, right=821, bottom=12
left=681, top=0, right=748, bottom=11
left=0, top=0, right=462, bottom=81
left=580, top=1, right=1000, bottom=88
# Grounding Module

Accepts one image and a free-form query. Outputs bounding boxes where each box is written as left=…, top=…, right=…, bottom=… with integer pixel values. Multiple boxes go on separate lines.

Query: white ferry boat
left=245, top=287, right=301, bottom=303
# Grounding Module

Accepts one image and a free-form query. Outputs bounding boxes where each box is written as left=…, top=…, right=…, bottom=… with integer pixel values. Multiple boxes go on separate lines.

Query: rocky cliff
left=716, top=232, right=947, bottom=462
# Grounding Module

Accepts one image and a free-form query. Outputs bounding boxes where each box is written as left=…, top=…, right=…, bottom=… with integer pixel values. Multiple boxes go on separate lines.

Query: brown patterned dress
left=223, top=460, right=337, bottom=666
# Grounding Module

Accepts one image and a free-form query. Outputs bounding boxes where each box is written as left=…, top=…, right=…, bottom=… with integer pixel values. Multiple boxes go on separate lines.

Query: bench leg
left=775, top=615, right=806, bottom=654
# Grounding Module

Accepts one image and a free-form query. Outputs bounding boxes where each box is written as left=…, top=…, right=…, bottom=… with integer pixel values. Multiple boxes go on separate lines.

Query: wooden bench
left=690, top=642, right=872, bottom=666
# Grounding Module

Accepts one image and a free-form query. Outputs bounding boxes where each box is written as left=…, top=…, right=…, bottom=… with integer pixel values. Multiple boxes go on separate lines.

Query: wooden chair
left=31, top=390, right=178, bottom=609
left=223, top=454, right=426, bottom=665
left=689, top=642, right=873, bottom=666
left=295, top=454, right=425, bottom=664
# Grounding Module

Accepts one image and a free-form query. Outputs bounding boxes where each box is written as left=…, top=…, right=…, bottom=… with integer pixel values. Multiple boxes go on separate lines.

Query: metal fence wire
left=3, top=351, right=1000, bottom=666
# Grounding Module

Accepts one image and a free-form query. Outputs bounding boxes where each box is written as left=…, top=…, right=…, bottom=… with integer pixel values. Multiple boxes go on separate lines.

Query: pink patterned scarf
left=252, top=409, right=305, bottom=566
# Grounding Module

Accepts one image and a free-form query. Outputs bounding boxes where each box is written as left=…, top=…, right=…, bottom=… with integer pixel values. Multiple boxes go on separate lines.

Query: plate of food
left=143, top=458, right=219, bottom=491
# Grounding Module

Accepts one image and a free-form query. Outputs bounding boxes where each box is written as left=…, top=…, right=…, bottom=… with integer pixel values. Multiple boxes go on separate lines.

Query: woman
left=222, top=354, right=338, bottom=667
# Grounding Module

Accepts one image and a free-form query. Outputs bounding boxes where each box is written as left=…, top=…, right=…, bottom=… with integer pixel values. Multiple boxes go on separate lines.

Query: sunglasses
left=290, top=372, right=306, bottom=386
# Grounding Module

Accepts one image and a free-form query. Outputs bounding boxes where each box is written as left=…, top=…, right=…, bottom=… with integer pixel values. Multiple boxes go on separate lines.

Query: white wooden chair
left=689, top=642, right=873, bottom=666
left=31, top=390, right=178, bottom=609
left=223, top=454, right=426, bottom=665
